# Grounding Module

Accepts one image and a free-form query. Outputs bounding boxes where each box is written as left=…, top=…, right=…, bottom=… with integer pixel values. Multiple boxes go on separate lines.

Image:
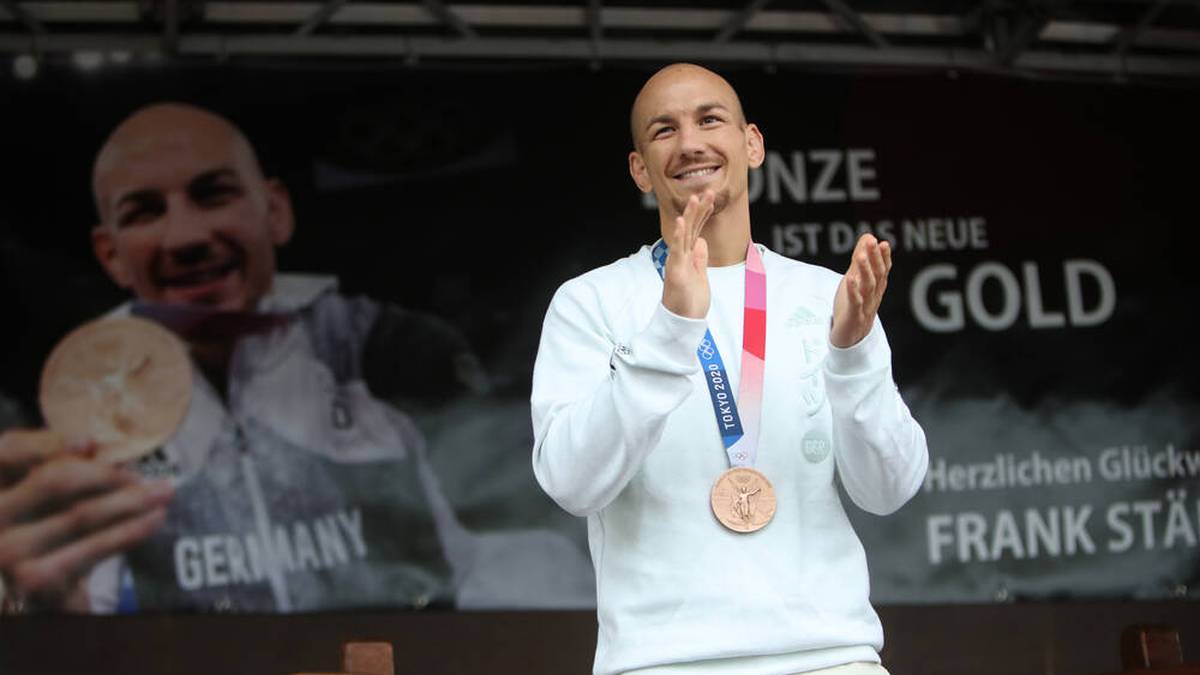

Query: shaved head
left=630, top=63, right=747, bottom=150
left=92, top=102, right=265, bottom=220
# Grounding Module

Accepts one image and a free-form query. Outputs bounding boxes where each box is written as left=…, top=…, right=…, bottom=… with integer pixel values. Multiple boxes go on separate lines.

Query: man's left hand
left=831, top=234, right=891, bottom=349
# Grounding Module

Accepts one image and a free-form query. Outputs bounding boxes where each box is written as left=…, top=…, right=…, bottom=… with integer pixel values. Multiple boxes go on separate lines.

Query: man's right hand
left=661, top=190, right=715, bottom=319
left=0, top=429, right=172, bottom=612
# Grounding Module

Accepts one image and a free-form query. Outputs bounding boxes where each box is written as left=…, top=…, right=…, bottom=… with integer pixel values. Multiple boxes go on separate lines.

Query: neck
left=702, top=215, right=752, bottom=266
left=191, top=340, right=234, bottom=401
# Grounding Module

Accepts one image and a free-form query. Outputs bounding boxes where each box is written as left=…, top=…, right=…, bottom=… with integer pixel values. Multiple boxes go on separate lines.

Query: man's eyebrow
left=697, top=102, right=730, bottom=115
left=114, top=188, right=160, bottom=212
left=111, top=166, right=241, bottom=216
left=644, top=102, right=732, bottom=132
left=645, top=113, right=677, bottom=132
left=188, top=167, right=240, bottom=187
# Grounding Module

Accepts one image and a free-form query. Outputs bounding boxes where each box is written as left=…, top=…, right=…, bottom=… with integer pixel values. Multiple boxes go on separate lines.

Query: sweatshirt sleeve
left=824, top=318, right=929, bottom=516
left=531, top=280, right=708, bottom=517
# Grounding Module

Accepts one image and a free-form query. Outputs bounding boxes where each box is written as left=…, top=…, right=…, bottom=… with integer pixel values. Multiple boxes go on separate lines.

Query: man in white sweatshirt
left=531, top=63, right=929, bottom=674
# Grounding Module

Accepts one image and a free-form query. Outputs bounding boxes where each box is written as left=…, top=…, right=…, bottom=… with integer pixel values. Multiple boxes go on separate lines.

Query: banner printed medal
left=651, top=240, right=775, bottom=533
left=40, top=316, right=192, bottom=464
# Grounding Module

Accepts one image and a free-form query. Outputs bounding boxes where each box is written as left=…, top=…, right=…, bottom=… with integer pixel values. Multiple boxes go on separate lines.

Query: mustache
left=152, top=239, right=247, bottom=287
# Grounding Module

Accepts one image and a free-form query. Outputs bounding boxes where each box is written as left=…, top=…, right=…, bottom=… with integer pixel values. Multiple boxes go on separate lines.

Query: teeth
left=678, top=167, right=717, bottom=179
left=167, top=261, right=235, bottom=286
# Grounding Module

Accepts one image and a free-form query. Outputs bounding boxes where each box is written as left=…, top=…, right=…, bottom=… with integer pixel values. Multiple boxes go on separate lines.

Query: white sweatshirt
left=531, top=244, right=929, bottom=675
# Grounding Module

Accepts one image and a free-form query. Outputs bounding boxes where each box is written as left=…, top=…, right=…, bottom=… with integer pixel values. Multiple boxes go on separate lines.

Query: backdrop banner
left=2, top=64, right=1197, bottom=611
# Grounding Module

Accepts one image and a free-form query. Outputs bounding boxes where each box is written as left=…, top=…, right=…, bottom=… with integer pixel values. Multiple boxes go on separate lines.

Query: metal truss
left=1, top=1, right=1198, bottom=78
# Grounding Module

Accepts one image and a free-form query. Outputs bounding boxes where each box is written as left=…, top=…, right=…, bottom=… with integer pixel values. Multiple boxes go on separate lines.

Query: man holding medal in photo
left=531, top=63, right=929, bottom=674
left=0, top=102, right=592, bottom=615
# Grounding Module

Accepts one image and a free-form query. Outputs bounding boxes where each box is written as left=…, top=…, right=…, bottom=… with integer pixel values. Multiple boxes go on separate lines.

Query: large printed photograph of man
left=0, top=102, right=592, bottom=614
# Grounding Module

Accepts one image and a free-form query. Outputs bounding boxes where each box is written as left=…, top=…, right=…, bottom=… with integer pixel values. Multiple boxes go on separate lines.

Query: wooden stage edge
left=0, top=600, right=1197, bottom=674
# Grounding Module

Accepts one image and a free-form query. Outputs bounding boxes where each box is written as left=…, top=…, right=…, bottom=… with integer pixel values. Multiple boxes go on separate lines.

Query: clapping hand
left=831, top=234, right=892, bottom=349
left=661, top=190, right=716, bottom=319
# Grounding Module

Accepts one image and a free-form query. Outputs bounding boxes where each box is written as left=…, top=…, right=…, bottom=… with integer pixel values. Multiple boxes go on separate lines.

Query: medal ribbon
left=650, top=239, right=766, bottom=468
left=132, top=301, right=293, bottom=341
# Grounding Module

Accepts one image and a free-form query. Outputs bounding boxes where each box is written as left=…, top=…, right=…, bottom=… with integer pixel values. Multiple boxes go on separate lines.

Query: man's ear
left=629, top=151, right=653, bottom=193
left=745, top=123, right=765, bottom=169
left=265, top=178, right=295, bottom=245
left=91, top=224, right=132, bottom=288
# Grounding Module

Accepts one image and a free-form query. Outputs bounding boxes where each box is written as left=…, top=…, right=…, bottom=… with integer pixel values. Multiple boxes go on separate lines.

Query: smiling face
left=628, top=64, right=764, bottom=220
left=91, top=103, right=294, bottom=312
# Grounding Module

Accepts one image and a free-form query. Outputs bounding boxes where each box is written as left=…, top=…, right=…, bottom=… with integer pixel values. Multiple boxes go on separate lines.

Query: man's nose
left=160, top=195, right=213, bottom=256
left=676, top=125, right=705, bottom=157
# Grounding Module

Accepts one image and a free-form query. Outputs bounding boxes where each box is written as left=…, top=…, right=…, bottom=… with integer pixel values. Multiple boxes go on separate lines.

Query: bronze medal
left=40, top=317, right=192, bottom=463
left=710, top=467, right=776, bottom=533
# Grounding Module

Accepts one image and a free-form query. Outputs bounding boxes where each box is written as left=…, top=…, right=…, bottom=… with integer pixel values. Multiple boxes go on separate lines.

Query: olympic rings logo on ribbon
left=698, top=339, right=716, bottom=360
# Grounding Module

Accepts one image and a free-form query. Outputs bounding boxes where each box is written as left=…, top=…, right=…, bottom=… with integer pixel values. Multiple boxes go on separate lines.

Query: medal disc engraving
left=710, top=467, right=776, bottom=533
left=40, top=317, right=191, bottom=463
